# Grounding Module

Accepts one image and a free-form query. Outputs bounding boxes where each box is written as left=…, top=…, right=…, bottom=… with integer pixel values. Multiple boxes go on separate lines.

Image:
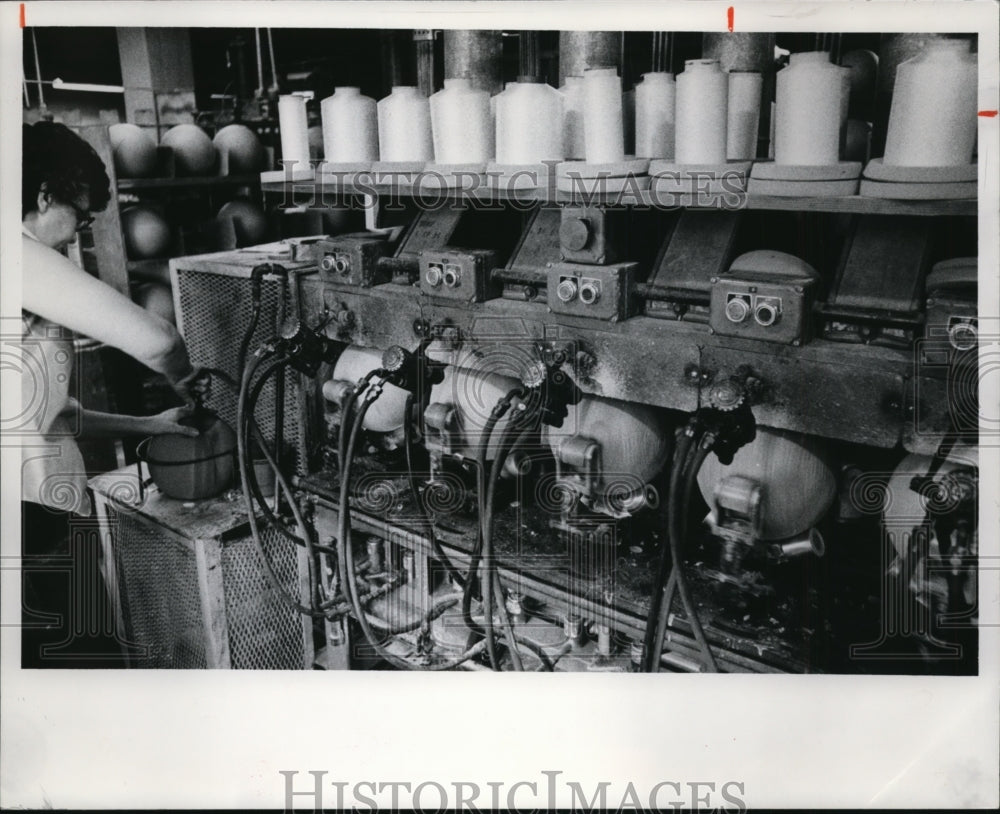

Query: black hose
left=481, top=395, right=543, bottom=673
left=649, top=436, right=704, bottom=672
left=472, top=405, right=524, bottom=669
left=643, top=427, right=695, bottom=670
left=237, top=353, right=331, bottom=619
left=242, top=358, right=315, bottom=561
left=403, top=393, right=424, bottom=509
left=337, top=369, right=379, bottom=464
left=506, top=633, right=556, bottom=672
left=460, top=389, right=523, bottom=662
left=338, top=386, right=484, bottom=670
left=207, top=362, right=307, bottom=550
left=272, top=352, right=285, bottom=513
left=236, top=301, right=261, bottom=386
left=241, top=355, right=331, bottom=569
left=493, top=571, right=524, bottom=671
left=402, top=393, right=466, bottom=588
left=667, top=440, right=717, bottom=672
left=461, top=460, right=489, bottom=641
left=482, top=423, right=534, bottom=672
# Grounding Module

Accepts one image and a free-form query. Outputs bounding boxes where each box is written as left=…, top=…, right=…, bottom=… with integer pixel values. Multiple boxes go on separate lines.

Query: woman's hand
left=174, top=367, right=213, bottom=407
left=143, top=405, right=199, bottom=437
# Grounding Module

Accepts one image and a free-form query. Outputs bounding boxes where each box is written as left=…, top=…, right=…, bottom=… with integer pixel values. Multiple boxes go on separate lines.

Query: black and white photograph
left=1, top=0, right=998, bottom=810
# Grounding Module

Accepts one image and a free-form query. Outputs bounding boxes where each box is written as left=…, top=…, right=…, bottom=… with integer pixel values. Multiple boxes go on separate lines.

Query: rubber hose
left=338, top=389, right=485, bottom=670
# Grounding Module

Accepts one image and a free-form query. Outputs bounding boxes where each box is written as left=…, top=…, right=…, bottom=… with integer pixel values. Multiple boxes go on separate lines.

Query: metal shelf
left=117, top=174, right=260, bottom=190
left=260, top=178, right=977, bottom=217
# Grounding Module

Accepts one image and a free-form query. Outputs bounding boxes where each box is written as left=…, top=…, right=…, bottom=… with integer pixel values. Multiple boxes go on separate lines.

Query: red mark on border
left=979, top=110, right=998, bottom=117
left=727, top=7, right=734, bottom=32
left=20, top=3, right=25, bottom=27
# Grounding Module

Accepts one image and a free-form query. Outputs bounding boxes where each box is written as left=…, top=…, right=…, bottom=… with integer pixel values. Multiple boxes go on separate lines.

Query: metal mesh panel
left=110, top=511, right=207, bottom=668
left=175, top=267, right=307, bottom=473
left=220, top=526, right=306, bottom=670
left=103, top=505, right=310, bottom=670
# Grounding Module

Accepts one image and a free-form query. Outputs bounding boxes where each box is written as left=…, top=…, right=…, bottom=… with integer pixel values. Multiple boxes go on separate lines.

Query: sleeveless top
left=20, top=231, right=91, bottom=515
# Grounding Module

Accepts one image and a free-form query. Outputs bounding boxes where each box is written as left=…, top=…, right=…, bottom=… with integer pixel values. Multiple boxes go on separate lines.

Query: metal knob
left=707, top=378, right=745, bottom=412
left=754, top=301, right=779, bottom=327
left=320, top=254, right=337, bottom=273
left=381, top=345, right=411, bottom=375
left=279, top=317, right=304, bottom=341
left=425, top=265, right=443, bottom=287
left=556, top=278, right=578, bottom=302
left=579, top=281, right=600, bottom=305
left=725, top=297, right=751, bottom=323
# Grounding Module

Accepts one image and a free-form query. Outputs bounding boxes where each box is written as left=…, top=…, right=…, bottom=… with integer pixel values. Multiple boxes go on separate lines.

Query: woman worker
left=20, top=121, right=204, bottom=668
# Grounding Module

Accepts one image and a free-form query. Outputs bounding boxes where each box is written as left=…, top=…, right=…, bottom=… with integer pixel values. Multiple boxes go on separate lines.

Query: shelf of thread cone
left=259, top=177, right=976, bottom=217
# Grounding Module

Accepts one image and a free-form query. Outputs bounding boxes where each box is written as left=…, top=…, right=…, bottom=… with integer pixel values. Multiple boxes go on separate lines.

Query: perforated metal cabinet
left=90, top=469, right=313, bottom=669
left=169, top=249, right=318, bottom=475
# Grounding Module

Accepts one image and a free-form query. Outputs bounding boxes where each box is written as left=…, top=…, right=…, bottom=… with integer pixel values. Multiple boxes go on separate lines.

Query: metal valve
left=278, top=318, right=339, bottom=377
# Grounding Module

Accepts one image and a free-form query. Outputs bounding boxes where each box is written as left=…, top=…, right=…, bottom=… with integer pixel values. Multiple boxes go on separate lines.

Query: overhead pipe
left=414, top=30, right=435, bottom=98
left=444, top=30, right=503, bottom=95
left=31, top=28, right=46, bottom=111
left=519, top=31, right=541, bottom=79
left=559, top=31, right=623, bottom=84
left=266, top=28, right=279, bottom=92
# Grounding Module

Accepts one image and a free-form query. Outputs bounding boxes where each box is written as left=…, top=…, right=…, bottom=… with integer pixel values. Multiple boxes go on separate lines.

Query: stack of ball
left=109, top=122, right=267, bottom=179
left=110, top=121, right=270, bottom=324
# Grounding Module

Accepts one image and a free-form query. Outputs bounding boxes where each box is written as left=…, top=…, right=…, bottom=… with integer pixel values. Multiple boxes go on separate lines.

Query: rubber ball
left=122, top=205, right=172, bottom=259
left=109, top=123, right=158, bottom=178
left=161, top=124, right=217, bottom=176
left=213, top=124, right=267, bottom=173
left=217, top=199, right=268, bottom=246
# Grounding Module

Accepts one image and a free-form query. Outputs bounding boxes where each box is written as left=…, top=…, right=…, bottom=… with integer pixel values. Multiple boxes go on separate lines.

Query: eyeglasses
left=68, top=202, right=95, bottom=232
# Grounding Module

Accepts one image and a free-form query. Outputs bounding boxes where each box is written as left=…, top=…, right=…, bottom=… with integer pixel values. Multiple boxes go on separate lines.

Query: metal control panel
left=710, top=274, right=814, bottom=345
left=312, top=235, right=389, bottom=287
left=548, top=261, right=638, bottom=322
left=559, top=205, right=621, bottom=265
left=419, top=248, right=500, bottom=303
left=710, top=251, right=820, bottom=346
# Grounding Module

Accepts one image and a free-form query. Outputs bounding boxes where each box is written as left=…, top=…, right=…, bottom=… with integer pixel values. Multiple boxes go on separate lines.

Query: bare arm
left=22, top=235, right=194, bottom=387
left=61, top=399, right=198, bottom=439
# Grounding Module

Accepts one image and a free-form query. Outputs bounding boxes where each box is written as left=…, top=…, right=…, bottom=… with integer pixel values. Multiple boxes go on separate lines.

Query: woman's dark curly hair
left=22, top=121, right=112, bottom=218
